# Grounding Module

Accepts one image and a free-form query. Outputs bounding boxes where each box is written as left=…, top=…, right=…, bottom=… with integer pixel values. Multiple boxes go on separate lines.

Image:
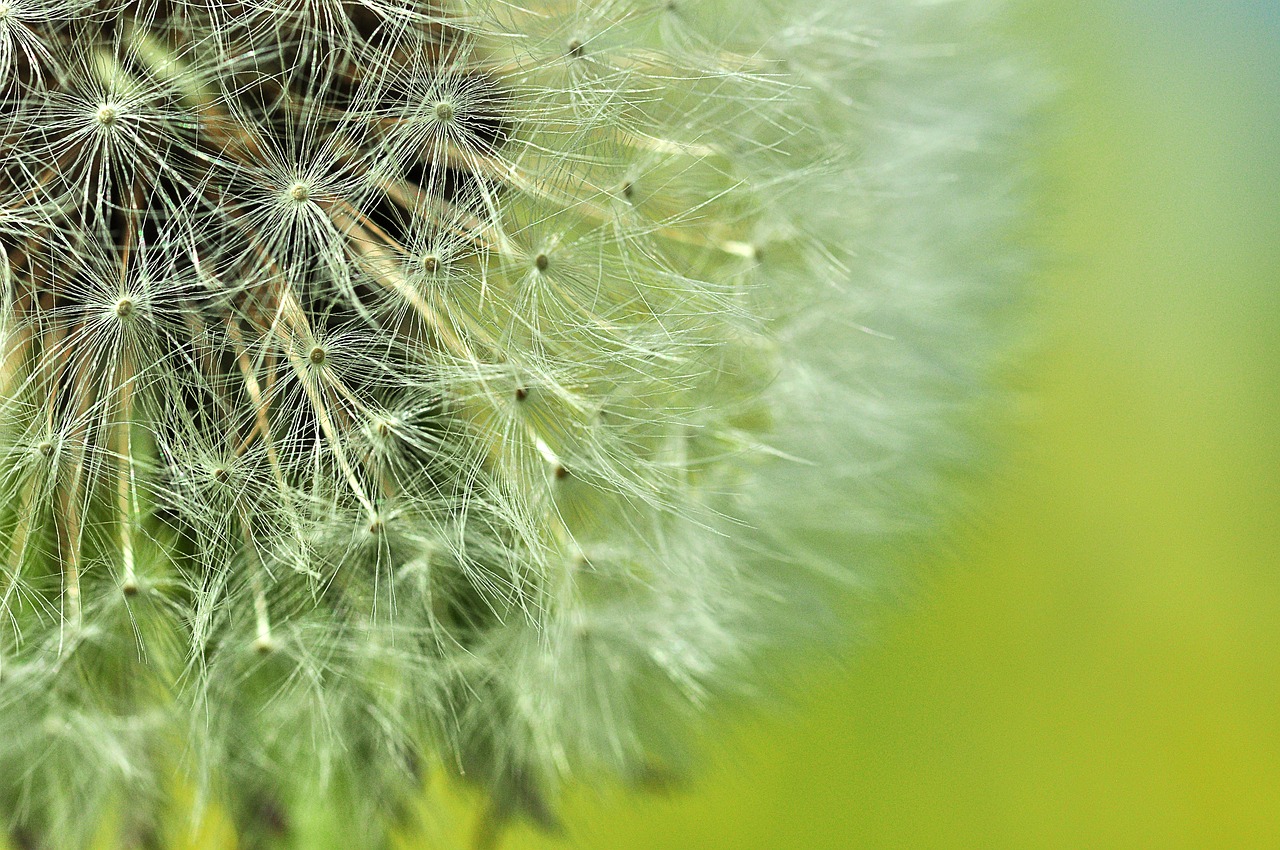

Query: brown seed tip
left=309, top=345, right=327, bottom=365
left=534, top=253, right=549, bottom=272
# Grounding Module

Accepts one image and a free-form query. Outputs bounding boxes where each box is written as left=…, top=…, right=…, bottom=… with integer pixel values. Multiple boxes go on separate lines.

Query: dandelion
left=0, top=0, right=1034, bottom=848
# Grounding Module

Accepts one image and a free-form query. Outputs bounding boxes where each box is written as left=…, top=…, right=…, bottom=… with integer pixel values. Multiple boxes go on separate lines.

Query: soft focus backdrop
left=490, top=0, right=1280, bottom=847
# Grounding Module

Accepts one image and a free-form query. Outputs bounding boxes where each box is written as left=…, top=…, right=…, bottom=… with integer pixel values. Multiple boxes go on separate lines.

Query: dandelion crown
left=0, top=0, right=1030, bottom=846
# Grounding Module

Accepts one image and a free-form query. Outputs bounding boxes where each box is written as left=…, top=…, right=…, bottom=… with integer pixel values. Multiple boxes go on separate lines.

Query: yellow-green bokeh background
left=495, top=1, right=1280, bottom=847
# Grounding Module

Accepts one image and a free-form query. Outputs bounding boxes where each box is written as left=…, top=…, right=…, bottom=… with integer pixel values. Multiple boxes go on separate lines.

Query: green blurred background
left=496, top=1, right=1280, bottom=847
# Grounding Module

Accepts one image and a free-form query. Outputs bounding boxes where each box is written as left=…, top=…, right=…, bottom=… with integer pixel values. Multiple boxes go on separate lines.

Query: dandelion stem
left=116, top=357, right=139, bottom=596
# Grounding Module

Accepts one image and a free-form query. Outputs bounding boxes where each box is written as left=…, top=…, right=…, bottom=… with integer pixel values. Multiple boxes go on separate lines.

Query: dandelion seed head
left=0, top=0, right=1037, bottom=844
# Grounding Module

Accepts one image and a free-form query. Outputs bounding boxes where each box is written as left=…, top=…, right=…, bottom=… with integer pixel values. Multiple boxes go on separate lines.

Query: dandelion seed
left=433, top=99, right=456, bottom=123
left=93, top=102, right=119, bottom=127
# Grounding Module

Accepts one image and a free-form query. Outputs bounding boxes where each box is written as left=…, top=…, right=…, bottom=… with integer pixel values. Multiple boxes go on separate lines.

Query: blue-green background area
left=502, top=1, right=1280, bottom=847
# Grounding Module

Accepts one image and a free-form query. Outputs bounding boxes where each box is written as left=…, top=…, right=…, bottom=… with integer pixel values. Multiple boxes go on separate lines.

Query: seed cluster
left=0, top=0, right=1031, bottom=847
